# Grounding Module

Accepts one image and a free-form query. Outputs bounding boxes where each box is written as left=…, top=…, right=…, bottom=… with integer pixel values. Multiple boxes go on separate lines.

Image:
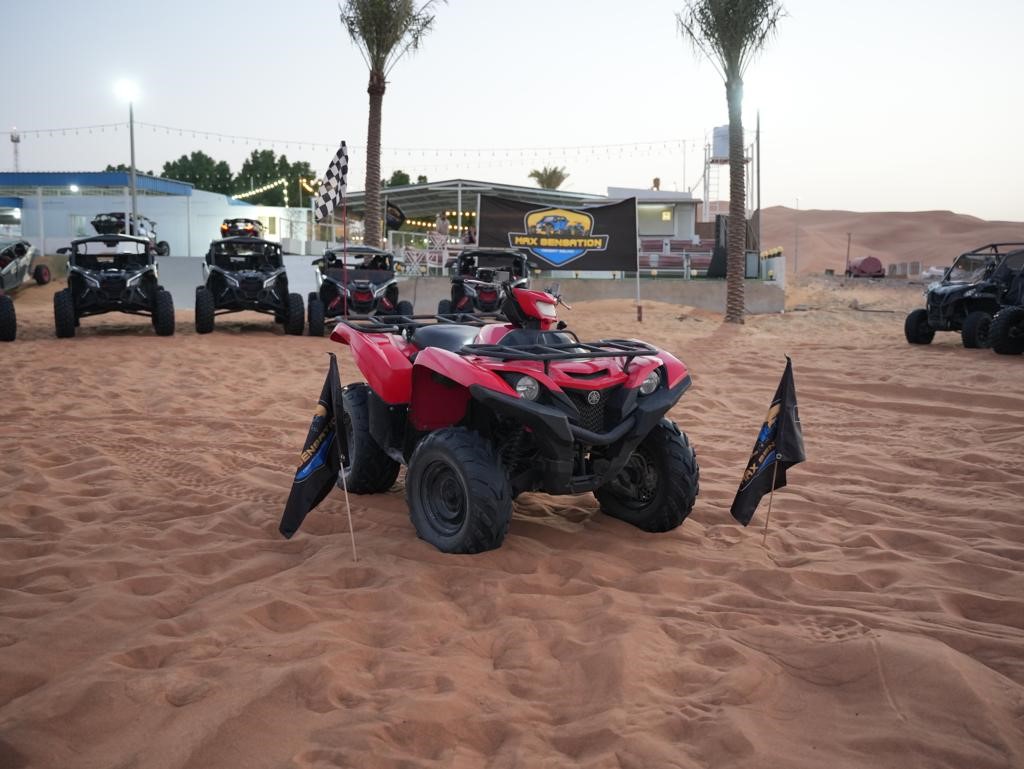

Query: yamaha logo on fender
left=586, top=391, right=601, bottom=405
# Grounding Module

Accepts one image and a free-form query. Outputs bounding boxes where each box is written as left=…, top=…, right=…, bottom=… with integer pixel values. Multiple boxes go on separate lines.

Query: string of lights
left=232, top=177, right=288, bottom=200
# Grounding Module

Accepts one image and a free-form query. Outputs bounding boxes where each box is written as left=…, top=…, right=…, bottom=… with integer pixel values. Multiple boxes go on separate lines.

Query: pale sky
left=4, top=0, right=1023, bottom=221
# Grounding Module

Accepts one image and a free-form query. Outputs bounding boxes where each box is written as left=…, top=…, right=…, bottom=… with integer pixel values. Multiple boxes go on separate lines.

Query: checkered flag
left=314, top=141, right=349, bottom=223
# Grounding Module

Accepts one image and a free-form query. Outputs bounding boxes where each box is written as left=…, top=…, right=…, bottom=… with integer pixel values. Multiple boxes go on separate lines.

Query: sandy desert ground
left=1, top=275, right=1023, bottom=769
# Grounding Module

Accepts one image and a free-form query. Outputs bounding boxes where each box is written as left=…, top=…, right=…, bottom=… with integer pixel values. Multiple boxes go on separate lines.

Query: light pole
left=794, top=196, right=800, bottom=276
left=114, top=79, right=139, bottom=235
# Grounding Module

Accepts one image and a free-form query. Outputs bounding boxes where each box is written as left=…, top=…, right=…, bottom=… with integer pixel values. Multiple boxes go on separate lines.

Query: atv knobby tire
left=307, top=295, right=325, bottom=337
left=406, top=427, right=513, bottom=553
left=595, top=419, right=699, bottom=532
left=33, top=264, right=51, bottom=285
left=437, top=298, right=452, bottom=317
left=341, top=383, right=400, bottom=494
left=991, top=306, right=1024, bottom=355
left=54, top=288, right=76, bottom=338
left=961, top=310, right=992, bottom=349
left=0, top=295, right=15, bottom=342
left=904, top=308, right=934, bottom=345
left=396, top=300, right=414, bottom=317
left=194, top=286, right=215, bottom=333
left=153, top=290, right=176, bottom=336
left=285, top=293, right=304, bottom=336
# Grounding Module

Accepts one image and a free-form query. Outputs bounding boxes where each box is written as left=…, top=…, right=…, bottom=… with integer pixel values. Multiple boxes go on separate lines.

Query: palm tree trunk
left=725, top=77, right=746, bottom=324
left=363, top=73, right=386, bottom=248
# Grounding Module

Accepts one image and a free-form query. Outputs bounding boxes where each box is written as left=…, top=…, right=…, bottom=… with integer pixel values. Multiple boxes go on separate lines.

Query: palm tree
left=340, top=0, right=444, bottom=247
left=678, top=1, right=784, bottom=323
left=529, top=166, right=570, bottom=190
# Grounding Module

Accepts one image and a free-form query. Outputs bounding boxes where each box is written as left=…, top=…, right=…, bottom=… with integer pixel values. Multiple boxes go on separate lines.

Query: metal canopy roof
left=343, top=178, right=608, bottom=219
left=0, top=172, right=194, bottom=196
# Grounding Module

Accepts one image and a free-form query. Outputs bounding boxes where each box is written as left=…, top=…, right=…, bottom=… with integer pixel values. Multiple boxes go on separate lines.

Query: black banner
left=478, top=195, right=637, bottom=270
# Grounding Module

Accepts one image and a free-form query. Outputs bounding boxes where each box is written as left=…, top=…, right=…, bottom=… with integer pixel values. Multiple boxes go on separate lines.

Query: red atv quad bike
left=330, top=285, right=700, bottom=553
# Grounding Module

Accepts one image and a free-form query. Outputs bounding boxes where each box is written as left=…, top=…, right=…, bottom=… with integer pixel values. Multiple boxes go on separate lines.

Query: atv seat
left=411, top=324, right=479, bottom=353
left=499, top=329, right=576, bottom=347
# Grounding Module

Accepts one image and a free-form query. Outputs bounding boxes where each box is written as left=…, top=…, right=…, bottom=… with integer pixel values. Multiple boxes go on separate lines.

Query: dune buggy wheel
left=194, top=286, right=215, bottom=334
left=406, top=427, right=513, bottom=553
left=961, top=310, right=992, bottom=349
left=156, top=241, right=170, bottom=257
left=153, top=289, right=175, bottom=336
left=0, top=295, right=15, bottom=342
left=904, top=308, right=934, bottom=345
left=284, top=292, right=304, bottom=335
left=595, top=420, right=699, bottom=533
left=396, top=300, right=414, bottom=317
left=307, top=296, right=325, bottom=337
left=33, top=264, right=51, bottom=285
left=437, top=298, right=452, bottom=317
left=991, top=306, right=1024, bottom=355
left=340, top=384, right=400, bottom=493
left=54, top=288, right=76, bottom=338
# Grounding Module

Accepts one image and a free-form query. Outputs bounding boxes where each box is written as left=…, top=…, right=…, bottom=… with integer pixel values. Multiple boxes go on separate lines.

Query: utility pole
left=10, top=128, right=20, bottom=172
left=845, top=232, right=852, bottom=275
left=794, top=197, right=800, bottom=275
left=755, top=111, right=761, bottom=252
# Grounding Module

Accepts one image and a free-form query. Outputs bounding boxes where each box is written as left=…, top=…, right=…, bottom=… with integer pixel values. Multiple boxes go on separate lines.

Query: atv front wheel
left=595, top=420, right=699, bottom=532
left=904, top=308, right=934, bottom=345
left=341, top=384, right=400, bottom=493
left=437, top=298, right=452, bottom=317
left=54, top=288, right=76, bottom=338
left=307, top=297, right=325, bottom=337
left=396, top=300, right=414, bottom=317
left=406, top=427, right=512, bottom=553
left=153, top=289, right=176, bottom=336
left=0, top=295, right=15, bottom=342
left=195, top=286, right=215, bottom=333
left=33, top=264, right=51, bottom=285
left=991, top=306, right=1024, bottom=355
left=284, top=293, right=304, bottom=335
left=961, top=310, right=992, bottom=349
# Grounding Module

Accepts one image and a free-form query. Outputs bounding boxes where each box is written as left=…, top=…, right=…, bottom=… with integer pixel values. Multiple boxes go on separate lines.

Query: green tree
left=160, top=152, right=232, bottom=193
left=678, top=0, right=784, bottom=324
left=340, top=0, right=445, bottom=247
left=105, top=162, right=154, bottom=176
left=528, top=166, right=569, bottom=190
left=383, top=169, right=411, bottom=187
left=416, top=174, right=428, bottom=184
left=235, top=150, right=313, bottom=207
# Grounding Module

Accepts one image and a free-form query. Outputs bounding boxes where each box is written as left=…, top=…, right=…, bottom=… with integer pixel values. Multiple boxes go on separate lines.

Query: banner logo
left=508, top=207, right=609, bottom=265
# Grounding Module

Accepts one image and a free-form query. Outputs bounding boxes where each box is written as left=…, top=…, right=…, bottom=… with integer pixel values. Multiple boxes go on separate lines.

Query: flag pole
left=761, top=458, right=780, bottom=547
left=338, top=465, right=357, bottom=562
left=342, top=200, right=349, bottom=319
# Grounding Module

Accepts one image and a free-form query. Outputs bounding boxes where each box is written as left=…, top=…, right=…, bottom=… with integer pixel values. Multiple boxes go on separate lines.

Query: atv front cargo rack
left=338, top=312, right=505, bottom=334
left=460, top=339, right=659, bottom=374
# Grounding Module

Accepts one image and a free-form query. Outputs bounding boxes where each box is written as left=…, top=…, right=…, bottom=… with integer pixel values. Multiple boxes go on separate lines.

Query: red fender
left=410, top=347, right=518, bottom=431
left=330, top=324, right=415, bottom=404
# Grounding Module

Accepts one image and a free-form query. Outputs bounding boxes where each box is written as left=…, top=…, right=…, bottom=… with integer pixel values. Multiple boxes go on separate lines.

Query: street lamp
left=114, top=79, right=139, bottom=235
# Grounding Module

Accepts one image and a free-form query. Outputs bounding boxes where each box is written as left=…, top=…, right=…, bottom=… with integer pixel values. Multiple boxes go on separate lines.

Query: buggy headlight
left=515, top=375, right=540, bottom=401
left=223, top=273, right=239, bottom=287
left=639, top=370, right=660, bottom=395
left=126, top=272, right=142, bottom=287
left=263, top=275, right=278, bottom=288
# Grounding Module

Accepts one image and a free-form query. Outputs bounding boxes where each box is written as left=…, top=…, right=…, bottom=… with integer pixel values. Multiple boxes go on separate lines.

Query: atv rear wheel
left=961, top=310, right=992, bottom=349
left=904, top=308, right=934, bottom=345
left=396, top=300, right=414, bottom=317
left=153, top=290, right=175, bottom=336
left=341, top=384, right=400, bottom=493
left=54, top=288, right=76, bottom=338
left=437, top=298, right=452, bottom=317
left=307, top=296, right=325, bottom=337
left=406, top=427, right=512, bottom=553
left=33, top=264, right=51, bottom=285
left=991, top=306, right=1024, bottom=355
left=595, top=420, right=699, bottom=533
left=0, top=295, right=15, bottom=342
left=284, top=293, right=304, bottom=335
left=194, top=286, right=215, bottom=334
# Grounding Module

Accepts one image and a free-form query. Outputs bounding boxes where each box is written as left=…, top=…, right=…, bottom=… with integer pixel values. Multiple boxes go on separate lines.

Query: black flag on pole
left=279, top=354, right=345, bottom=538
left=730, top=356, right=806, bottom=526
left=313, top=141, right=349, bottom=223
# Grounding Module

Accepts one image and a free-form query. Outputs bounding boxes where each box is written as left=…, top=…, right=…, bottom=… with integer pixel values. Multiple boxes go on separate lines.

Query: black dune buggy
left=195, top=237, right=304, bottom=335
left=220, top=218, right=264, bottom=238
left=298, top=283, right=700, bottom=554
left=54, top=235, right=175, bottom=338
left=439, top=248, right=531, bottom=316
left=92, top=212, right=170, bottom=256
left=1, top=238, right=52, bottom=342
left=991, top=261, right=1024, bottom=355
left=306, top=246, right=412, bottom=336
left=905, top=243, right=1024, bottom=348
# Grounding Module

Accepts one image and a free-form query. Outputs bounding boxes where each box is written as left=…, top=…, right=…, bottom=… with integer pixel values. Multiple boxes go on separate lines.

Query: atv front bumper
left=468, top=376, right=690, bottom=494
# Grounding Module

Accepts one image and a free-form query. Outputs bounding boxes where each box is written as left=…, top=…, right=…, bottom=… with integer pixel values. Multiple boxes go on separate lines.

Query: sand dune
left=761, top=206, right=1024, bottom=276
left=1, top=279, right=1023, bottom=769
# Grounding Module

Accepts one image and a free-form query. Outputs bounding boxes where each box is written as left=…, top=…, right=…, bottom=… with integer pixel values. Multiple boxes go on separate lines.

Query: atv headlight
left=639, top=370, right=660, bottom=396
left=515, top=375, right=540, bottom=401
